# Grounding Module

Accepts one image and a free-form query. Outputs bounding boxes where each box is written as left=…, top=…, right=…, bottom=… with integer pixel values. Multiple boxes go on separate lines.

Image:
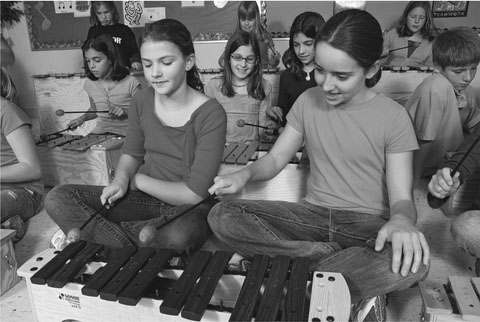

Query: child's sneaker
left=50, top=229, right=68, bottom=250
left=1, top=215, right=26, bottom=242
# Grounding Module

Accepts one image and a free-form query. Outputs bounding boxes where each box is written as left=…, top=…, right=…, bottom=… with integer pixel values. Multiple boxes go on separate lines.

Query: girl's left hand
left=108, top=104, right=127, bottom=118
left=266, top=106, right=283, bottom=122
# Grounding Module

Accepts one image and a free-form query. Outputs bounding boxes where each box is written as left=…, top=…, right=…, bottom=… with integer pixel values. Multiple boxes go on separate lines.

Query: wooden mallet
left=139, top=194, right=216, bottom=246
left=56, top=109, right=109, bottom=116
left=65, top=203, right=110, bottom=244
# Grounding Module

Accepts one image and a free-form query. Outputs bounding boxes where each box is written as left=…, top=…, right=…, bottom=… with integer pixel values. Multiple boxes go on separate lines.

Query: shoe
left=50, top=229, right=68, bottom=250
left=351, top=294, right=387, bottom=322
left=1, top=215, right=26, bottom=242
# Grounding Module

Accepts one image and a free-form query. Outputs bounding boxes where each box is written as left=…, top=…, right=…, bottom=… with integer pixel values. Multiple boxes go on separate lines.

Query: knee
left=451, top=210, right=479, bottom=243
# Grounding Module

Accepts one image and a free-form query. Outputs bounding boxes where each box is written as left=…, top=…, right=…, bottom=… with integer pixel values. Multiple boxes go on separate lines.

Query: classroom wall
left=4, top=1, right=480, bottom=132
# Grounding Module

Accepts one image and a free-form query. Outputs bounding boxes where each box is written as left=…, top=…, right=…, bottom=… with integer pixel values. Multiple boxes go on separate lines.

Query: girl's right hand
left=266, top=106, right=283, bottom=122
left=67, top=117, right=85, bottom=130
left=208, top=171, right=249, bottom=196
left=101, top=180, right=127, bottom=206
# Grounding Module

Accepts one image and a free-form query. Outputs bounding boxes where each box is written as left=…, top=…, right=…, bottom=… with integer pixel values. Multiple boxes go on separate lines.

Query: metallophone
left=419, top=277, right=480, bottom=322
left=17, top=240, right=351, bottom=322
left=218, top=142, right=309, bottom=202
left=36, top=133, right=125, bottom=187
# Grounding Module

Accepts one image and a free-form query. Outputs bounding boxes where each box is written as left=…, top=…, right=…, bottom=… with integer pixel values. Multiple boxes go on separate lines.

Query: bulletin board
left=25, top=1, right=238, bottom=51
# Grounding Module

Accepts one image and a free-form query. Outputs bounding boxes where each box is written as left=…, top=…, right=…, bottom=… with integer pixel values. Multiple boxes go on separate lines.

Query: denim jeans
left=208, top=199, right=429, bottom=303
left=44, top=184, right=212, bottom=252
left=1, top=185, right=44, bottom=222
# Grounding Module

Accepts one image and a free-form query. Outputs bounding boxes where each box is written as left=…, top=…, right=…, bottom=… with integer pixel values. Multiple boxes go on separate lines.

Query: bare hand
left=375, top=216, right=430, bottom=276
left=67, top=117, right=84, bottom=130
left=208, top=172, right=249, bottom=196
left=266, top=106, right=283, bottom=122
left=101, top=180, right=127, bottom=205
left=428, top=168, right=460, bottom=199
left=108, top=104, right=127, bottom=118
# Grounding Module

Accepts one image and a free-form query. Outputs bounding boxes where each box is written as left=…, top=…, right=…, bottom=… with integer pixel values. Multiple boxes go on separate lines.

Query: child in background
left=206, top=31, right=277, bottom=143
left=406, top=27, right=480, bottom=185
left=1, top=66, right=44, bottom=242
left=267, top=11, right=325, bottom=128
left=219, top=1, right=280, bottom=69
left=45, top=19, right=227, bottom=252
left=208, top=9, right=428, bottom=316
left=87, top=1, right=142, bottom=71
left=382, top=1, right=437, bottom=68
left=68, top=34, right=140, bottom=137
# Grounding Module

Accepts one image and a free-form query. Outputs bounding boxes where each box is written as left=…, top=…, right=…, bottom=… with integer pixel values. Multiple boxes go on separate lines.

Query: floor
left=0, top=180, right=477, bottom=322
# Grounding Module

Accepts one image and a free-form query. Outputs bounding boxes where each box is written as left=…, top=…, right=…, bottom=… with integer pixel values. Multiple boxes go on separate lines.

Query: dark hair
left=317, top=9, right=383, bottom=88
left=282, top=11, right=325, bottom=78
left=433, top=27, right=480, bottom=68
left=396, top=1, right=436, bottom=41
left=1, top=65, right=17, bottom=101
left=222, top=31, right=265, bottom=100
left=90, top=1, right=120, bottom=26
left=82, top=34, right=129, bottom=81
left=236, top=1, right=266, bottom=40
left=139, top=19, right=204, bottom=92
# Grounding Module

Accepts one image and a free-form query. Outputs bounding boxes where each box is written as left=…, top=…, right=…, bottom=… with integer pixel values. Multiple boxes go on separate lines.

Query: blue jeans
left=44, top=184, right=212, bottom=252
left=1, top=185, right=44, bottom=222
left=208, top=199, right=429, bottom=303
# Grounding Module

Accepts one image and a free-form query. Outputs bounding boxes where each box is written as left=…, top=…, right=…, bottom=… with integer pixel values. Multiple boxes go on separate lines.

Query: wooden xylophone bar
left=19, top=241, right=351, bottom=322
left=36, top=134, right=123, bottom=152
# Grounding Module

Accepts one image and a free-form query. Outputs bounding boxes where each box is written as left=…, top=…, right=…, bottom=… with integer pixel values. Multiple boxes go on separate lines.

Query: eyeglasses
left=230, top=54, right=257, bottom=64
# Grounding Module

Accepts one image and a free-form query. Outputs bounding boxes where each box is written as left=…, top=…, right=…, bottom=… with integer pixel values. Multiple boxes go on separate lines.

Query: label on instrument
left=58, top=292, right=81, bottom=309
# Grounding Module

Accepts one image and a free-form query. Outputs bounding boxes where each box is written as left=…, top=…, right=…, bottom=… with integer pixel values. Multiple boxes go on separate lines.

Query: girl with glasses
left=206, top=31, right=278, bottom=143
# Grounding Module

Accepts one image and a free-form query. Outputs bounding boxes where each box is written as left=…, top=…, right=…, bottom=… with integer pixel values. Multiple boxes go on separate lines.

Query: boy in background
left=406, top=27, right=480, bottom=185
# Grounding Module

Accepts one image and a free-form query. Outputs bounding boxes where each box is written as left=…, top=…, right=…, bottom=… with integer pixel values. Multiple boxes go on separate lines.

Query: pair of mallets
left=66, top=194, right=216, bottom=245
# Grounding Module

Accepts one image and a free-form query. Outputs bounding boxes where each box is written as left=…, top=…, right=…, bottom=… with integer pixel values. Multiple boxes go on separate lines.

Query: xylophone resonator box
left=17, top=241, right=351, bottom=322
left=36, top=134, right=124, bottom=187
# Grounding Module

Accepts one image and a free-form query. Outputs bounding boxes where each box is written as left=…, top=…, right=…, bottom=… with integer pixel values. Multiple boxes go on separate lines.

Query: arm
left=131, top=99, right=227, bottom=205
left=209, top=123, right=303, bottom=196
left=101, top=153, right=141, bottom=205
left=428, top=123, right=480, bottom=198
left=1, top=125, right=41, bottom=182
left=413, top=139, right=433, bottom=186
left=67, top=97, right=98, bottom=130
left=375, top=151, right=430, bottom=276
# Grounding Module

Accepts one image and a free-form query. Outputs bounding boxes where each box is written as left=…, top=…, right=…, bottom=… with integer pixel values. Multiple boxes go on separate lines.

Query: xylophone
left=17, top=241, right=351, bottom=322
left=218, top=142, right=309, bottom=202
left=419, top=277, right=480, bottom=322
left=36, top=134, right=125, bottom=187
